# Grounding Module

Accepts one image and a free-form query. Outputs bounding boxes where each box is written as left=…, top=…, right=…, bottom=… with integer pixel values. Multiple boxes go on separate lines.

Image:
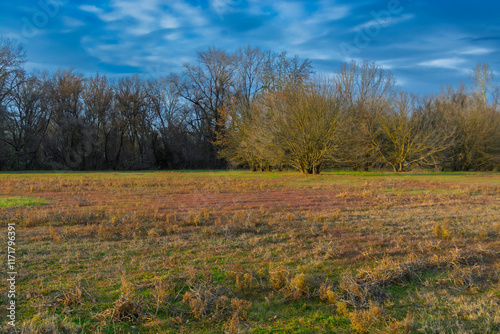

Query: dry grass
left=0, top=171, right=499, bottom=332
left=97, top=297, right=145, bottom=324
left=349, top=301, right=382, bottom=334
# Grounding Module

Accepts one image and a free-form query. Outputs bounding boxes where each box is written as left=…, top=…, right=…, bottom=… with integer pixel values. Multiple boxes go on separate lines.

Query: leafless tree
left=178, top=47, right=235, bottom=167
left=431, top=81, right=500, bottom=171
left=261, top=51, right=313, bottom=93
left=45, top=68, right=89, bottom=169
left=370, top=92, right=456, bottom=172
left=216, top=48, right=314, bottom=171
left=0, top=38, right=26, bottom=107
left=335, top=61, right=396, bottom=170
left=114, top=74, right=154, bottom=168
left=146, top=75, right=191, bottom=168
left=0, top=43, right=498, bottom=172
left=471, top=63, right=494, bottom=106
left=256, top=79, right=340, bottom=174
left=1, top=71, right=51, bottom=169
left=233, top=45, right=270, bottom=107
left=0, top=38, right=26, bottom=169
left=82, top=73, right=115, bottom=168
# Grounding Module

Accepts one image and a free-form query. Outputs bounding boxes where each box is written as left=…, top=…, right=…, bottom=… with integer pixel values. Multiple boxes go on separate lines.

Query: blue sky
left=1, top=0, right=499, bottom=95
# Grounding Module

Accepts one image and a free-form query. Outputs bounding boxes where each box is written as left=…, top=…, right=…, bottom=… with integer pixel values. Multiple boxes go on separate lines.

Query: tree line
left=1, top=38, right=499, bottom=172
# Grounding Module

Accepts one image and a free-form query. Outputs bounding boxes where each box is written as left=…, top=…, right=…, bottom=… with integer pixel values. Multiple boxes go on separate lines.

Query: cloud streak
left=0, top=0, right=498, bottom=94
left=418, top=57, right=467, bottom=70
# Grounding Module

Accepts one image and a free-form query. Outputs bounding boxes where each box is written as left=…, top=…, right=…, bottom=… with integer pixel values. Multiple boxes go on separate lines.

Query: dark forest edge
left=1, top=38, right=499, bottom=173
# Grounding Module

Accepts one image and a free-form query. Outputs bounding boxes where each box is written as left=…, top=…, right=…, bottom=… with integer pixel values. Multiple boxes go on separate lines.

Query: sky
left=1, top=0, right=499, bottom=95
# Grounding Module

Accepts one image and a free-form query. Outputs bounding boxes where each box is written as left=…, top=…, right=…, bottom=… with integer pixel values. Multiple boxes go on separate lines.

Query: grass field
left=1, top=170, right=499, bottom=333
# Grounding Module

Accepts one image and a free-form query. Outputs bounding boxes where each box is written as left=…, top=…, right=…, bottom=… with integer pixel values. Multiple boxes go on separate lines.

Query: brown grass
left=0, top=171, right=499, bottom=332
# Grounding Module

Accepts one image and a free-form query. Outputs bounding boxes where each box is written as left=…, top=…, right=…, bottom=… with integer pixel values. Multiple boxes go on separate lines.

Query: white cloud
left=79, top=5, right=102, bottom=15
left=62, top=17, right=85, bottom=28
left=80, top=0, right=206, bottom=39
left=164, top=31, right=182, bottom=41
left=210, top=0, right=238, bottom=16
left=375, top=60, right=395, bottom=70
left=418, top=57, right=466, bottom=70
left=459, top=47, right=494, bottom=55
left=268, top=1, right=351, bottom=48
left=170, top=1, right=208, bottom=27
left=79, top=1, right=213, bottom=76
left=306, top=51, right=332, bottom=60
left=79, top=4, right=121, bottom=22
left=354, top=14, right=414, bottom=31
left=273, top=1, right=304, bottom=20
left=160, top=15, right=180, bottom=29
left=306, top=6, right=350, bottom=23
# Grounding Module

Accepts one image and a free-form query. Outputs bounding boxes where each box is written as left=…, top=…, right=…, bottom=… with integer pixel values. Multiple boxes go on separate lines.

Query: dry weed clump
left=336, top=301, right=350, bottom=317
left=340, top=248, right=497, bottom=315
left=340, top=255, right=429, bottom=308
left=230, top=298, right=252, bottom=320
left=224, top=299, right=253, bottom=334
left=269, top=268, right=288, bottom=290
left=24, top=210, right=50, bottom=227
left=433, top=222, right=452, bottom=240
left=231, top=210, right=256, bottom=229
left=319, top=284, right=337, bottom=305
left=235, top=272, right=254, bottom=292
left=268, top=268, right=325, bottom=300
left=48, top=224, right=62, bottom=243
left=448, top=264, right=484, bottom=290
left=55, top=285, right=84, bottom=306
left=313, top=241, right=338, bottom=259
left=152, top=275, right=174, bottom=314
left=349, top=301, right=382, bottom=334
left=213, top=210, right=260, bottom=236
left=446, top=247, right=495, bottom=267
left=284, top=273, right=316, bottom=299
left=120, top=275, right=135, bottom=298
left=18, top=312, right=82, bottom=333
left=340, top=275, right=377, bottom=309
left=97, top=297, right=145, bottom=324
left=182, top=284, right=232, bottom=320
left=382, top=314, right=413, bottom=334
left=356, top=255, right=427, bottom=286
left=97, top=222, right=119, bottom=240
left=96, top=274, right=146, bottom=323
left=224, top=313, right=242, bottom=334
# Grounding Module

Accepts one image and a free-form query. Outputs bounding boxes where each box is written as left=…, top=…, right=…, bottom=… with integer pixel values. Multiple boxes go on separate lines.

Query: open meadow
left=1, top=171, right=500, bottom=333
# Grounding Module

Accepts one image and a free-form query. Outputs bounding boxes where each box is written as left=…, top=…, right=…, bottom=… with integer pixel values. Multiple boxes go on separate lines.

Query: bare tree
left=82, top=73, right=115, bottom=168
left=178, top=47, right=235, bottom=167
left=262, top=79, right=340, bottom=174
left=432, top=82, right=500, bottom=171
left=493, top=86, right=499, bottom=111
left=0, top=38, right=26, bottom=107
left=233, top=45, right=270, bottom=107
left=216, top=94, right=278, bottom=171
left=216, top=47, right=314, bottom=171
left=0, top=38, right=26, bottom=169
left=115, top=74, right=153, bottom=168
left=335, top=61, right=396, bottom=170
left=471, top=63, right=494, bottom=106
left=261, top=51, right=313, bottom=93
left=370, top=92, right=454, bottom=172
left=46, top=68, right=88, bottom=169
left=146, top=75, right=189, bottom=168
left=0, top=42, right=497, bottom=172
left=1, top=72, right=51, bottom=169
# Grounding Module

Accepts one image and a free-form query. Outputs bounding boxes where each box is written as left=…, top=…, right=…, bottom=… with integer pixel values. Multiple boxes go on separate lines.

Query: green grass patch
left=0, top=196, right=46, bottom=208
